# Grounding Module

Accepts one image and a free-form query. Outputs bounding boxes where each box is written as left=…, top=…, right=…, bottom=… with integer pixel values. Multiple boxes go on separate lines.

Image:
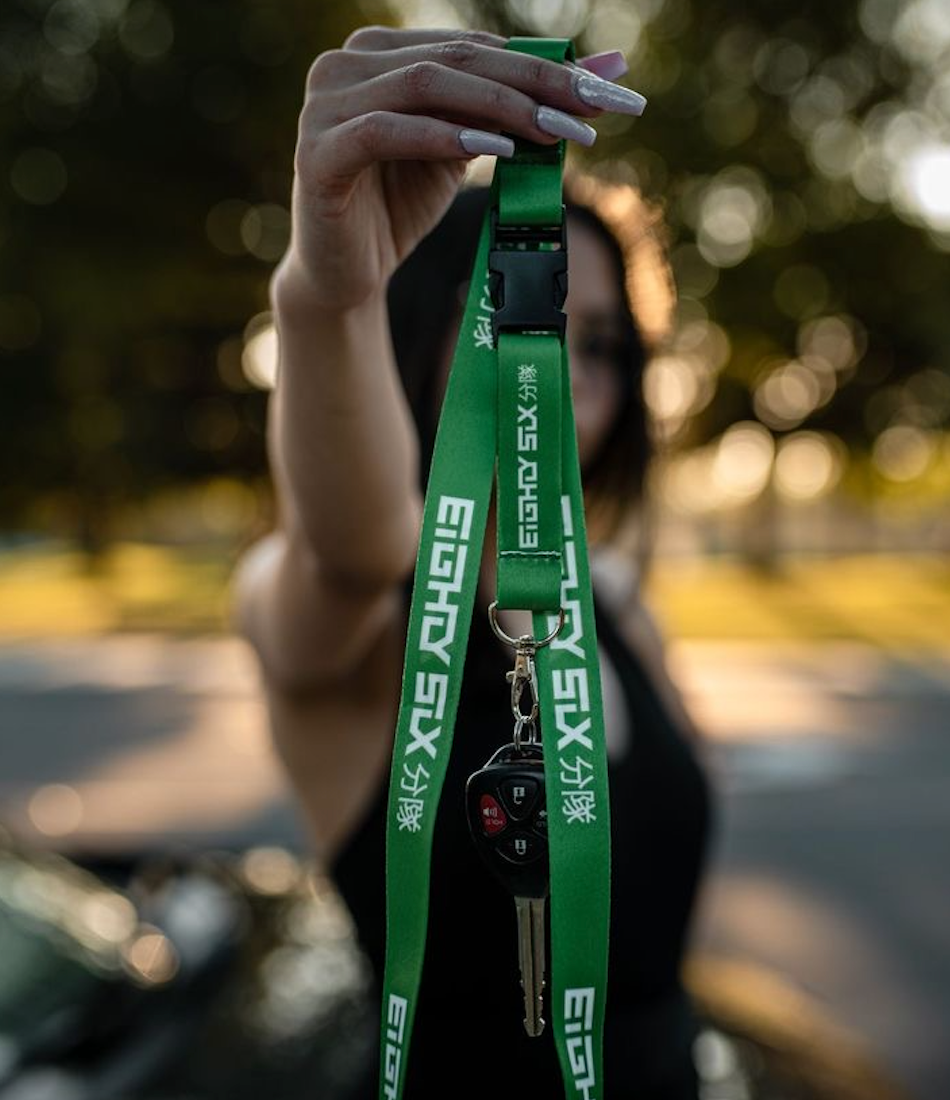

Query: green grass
left=646, top=553, right=950, bottom=650
left=0, top=542, right=948, bottom=650
left=0, top=542, right=237, bottom=636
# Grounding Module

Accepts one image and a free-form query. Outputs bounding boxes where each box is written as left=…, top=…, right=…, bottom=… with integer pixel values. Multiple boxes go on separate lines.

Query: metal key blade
left=515, top=896, right=546, bottom=1036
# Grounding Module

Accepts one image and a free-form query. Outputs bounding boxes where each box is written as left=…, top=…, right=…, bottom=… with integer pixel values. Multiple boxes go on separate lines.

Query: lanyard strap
left=379, top=38, right=611, bottom=1100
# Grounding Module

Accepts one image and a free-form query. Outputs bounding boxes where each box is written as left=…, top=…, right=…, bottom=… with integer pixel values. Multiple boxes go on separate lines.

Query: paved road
left=1, top=634, right=947, bottom=1100
left=669, top=641, right=950, bottom=1100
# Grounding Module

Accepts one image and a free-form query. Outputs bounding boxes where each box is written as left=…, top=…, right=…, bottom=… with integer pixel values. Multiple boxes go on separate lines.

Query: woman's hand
left=277, top=26, right=643, bottom=311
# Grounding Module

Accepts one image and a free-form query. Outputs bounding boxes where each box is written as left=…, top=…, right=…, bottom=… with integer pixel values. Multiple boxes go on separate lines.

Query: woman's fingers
left=300, top=27, right=648, bottom=191
left=314, top=39, right=593, bottom=121
left=342, top=27, right=630, bottom=83
left=329, top=63, right=596, bottom=150
left=310, top=38, right=645, bottom=126
left=309, top=111, right=512, bottom=186
left=342, top=25, right=508, bottom=52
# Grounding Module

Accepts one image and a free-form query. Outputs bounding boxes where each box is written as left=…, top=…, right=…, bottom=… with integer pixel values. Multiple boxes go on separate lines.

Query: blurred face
left=435, top=214, right=626, bottom=469
left=563, top=217, right=626, bottom=467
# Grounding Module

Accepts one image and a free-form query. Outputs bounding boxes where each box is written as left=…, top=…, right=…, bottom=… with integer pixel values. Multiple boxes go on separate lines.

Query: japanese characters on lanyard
left=379, top=37, right=611, bottom=1100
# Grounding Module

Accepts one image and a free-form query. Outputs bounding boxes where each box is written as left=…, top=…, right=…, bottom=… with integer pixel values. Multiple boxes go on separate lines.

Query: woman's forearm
left=268, top=263, right=423, bottom=585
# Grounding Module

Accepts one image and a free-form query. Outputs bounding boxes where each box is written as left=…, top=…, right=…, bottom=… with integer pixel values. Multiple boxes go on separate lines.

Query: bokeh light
left=506, top=0, right=590, bottom=37
left=646, top=316, right=729, bottom=441
left=670, top=244, right=719, bottom=299
left=872, top=424, right=937, bottom=481
left=80, top=891, right=139, bottom=945
left=206, top=199, right=252, bottom=256
left=712, top=421, right=775, bottom=504
left=891, top=0, right=950, bottom=67
left=645, top=354, right=704, bottom=436
left=119, top=0, right=174, bottom=62
left=693, top=1028, right=740, bottom=1083
left=903, top=368, right=950, bottom=425
left=753, top=359, right=824, bottom=430
left=242, top=312, right=278, bottom=390
left=761, top=191, right=808, bottom=248
left=901, top=144, right=950, bottom=232
left=581, top=0, right=643, bottom=55
left=28, top=784, right=84, bottom=836
left=809, top=118, right=865, bottom=181
left=43, top=0, right=103, bottom=55
left=660, top=422, right=777, bottom=515
left=797, top=314, right=865, bottom=374
left=774, top=432, right=845, bottom=501
left=753, top=37, right=810, bottom=97
left=240, top=203, right=291, bottom=263
left=10, top=148, right=68, bottom=205
left=661, top=447, right=717, bottom=515
left=40, top=51, right=99, bottom=109
left=696, top=168, right=771, bottom=268
left=241, top=846, right=303, bottom=896
left=122, top=925, right=180, bottom=985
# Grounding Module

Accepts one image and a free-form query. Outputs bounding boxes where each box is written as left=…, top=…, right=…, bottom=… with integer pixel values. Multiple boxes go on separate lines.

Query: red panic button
left=479, top=794, right=508, bottom=836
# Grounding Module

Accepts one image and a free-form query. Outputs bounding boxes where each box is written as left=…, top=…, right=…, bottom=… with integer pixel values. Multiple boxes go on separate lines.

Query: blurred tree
left=466, top=0, right=950, bottom=524
left=1, top=0, right=948, bottom=553
left=0, top=0, right=389, bottom=553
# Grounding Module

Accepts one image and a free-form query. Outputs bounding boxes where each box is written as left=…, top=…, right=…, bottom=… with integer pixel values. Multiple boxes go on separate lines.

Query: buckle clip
left=488, top=208, right=568, bottom=342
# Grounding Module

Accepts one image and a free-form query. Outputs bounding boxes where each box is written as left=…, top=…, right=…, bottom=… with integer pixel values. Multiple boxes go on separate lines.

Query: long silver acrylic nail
left=572, top=71, right=647, bottom=116
left=459, top=129, right=515, bottom=157
left=535, top=106, right=597, bottom=147
left=576, top=50, right=629, bottom=81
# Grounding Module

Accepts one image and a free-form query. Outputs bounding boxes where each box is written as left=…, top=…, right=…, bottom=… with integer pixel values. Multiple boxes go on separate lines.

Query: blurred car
left=0, top=828, right=908, bottom=1100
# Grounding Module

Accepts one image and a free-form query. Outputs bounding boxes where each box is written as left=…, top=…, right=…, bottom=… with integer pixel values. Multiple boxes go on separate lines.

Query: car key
left=466, top=740, right=549, bottom=1036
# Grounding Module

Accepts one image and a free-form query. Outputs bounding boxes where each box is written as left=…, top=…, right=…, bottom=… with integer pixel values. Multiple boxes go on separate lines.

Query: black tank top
left=331, top=589, right=713, bottom=1099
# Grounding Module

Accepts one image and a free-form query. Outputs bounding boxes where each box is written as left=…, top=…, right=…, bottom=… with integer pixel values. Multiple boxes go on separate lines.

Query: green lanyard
left=379, top=37, right=611, bottom=1099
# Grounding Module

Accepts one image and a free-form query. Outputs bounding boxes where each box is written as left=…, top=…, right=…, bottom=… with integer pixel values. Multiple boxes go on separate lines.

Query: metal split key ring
left=487, top=602, right=565, bottom=650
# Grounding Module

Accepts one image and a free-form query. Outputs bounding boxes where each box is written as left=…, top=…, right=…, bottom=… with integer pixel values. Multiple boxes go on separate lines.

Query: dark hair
left=386, top=182, right=653, bottom=541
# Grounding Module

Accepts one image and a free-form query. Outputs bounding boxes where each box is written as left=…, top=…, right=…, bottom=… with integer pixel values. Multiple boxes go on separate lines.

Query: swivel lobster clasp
left=507, top=641, right=540, bottom=746
left=487, top=602, right=565, bottom=749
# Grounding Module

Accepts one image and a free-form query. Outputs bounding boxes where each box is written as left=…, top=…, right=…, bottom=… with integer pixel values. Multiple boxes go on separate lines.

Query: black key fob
left=465, top=742, right=549, bottom=899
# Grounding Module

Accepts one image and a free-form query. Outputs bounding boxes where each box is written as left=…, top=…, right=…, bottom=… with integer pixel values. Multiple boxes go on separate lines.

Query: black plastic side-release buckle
left=488, top=209, right=568, bottom=342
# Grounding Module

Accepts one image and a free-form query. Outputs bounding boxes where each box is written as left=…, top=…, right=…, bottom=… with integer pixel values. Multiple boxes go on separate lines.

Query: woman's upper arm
left=255, top=610, right=403, bottom=862
left=229, top=526, right=407, bottom=695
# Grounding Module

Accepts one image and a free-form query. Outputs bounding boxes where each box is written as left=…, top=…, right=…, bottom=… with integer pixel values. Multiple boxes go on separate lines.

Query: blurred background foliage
left=1, top=0, right=949, bottom=565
